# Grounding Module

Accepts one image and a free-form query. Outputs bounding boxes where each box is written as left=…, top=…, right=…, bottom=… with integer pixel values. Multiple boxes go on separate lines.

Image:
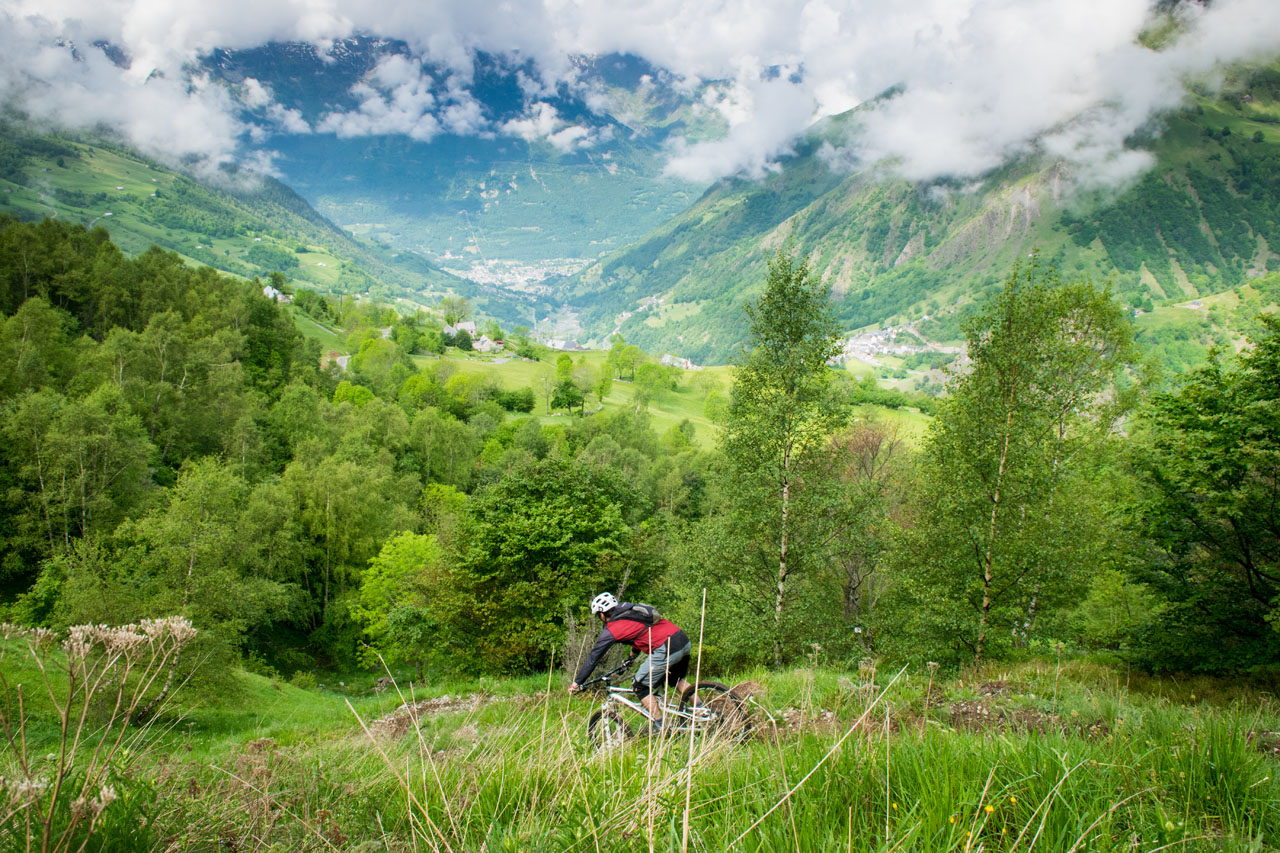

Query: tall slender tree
left=883, top=260, right=1137, bottom=664
left=722, top=250, right=845, bottom=664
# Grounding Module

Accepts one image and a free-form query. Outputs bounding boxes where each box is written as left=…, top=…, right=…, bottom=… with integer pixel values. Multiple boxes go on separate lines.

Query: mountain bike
left=577, top=661, right=752, bottom=751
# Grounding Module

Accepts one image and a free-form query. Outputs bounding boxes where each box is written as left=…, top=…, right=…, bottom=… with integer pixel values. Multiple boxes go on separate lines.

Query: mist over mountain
left=3, top=1, right=1280, bottom=365
left=566, top=64, right=1280, bottom=364
left=202, top=41, right=713, bottom=274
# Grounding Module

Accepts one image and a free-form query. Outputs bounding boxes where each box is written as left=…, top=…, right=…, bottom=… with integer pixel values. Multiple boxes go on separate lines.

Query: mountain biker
left=568, top=592, right=693, bottom=731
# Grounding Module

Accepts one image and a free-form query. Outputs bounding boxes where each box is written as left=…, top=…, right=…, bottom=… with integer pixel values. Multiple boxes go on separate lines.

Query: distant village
left=835, top=321, right=962, bottom=367
left=264, top=282, right=956, bottom=375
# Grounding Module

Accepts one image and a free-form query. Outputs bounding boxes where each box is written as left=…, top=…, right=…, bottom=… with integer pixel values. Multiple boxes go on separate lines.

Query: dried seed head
left=140, top=617, right=197, bottom=645
left=11, top=777, right=49, bottom=806
left=63, top=625, right=97, bottom=659
left=93, top=785, right=118, bottom=814
left=98, top=627, right=148, bottom=654
left=1, top=623, right=56, bottom=650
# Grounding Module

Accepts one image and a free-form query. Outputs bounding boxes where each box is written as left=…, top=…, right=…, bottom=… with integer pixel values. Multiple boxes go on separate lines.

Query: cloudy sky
left=2, top=0, right=1279, bottom=185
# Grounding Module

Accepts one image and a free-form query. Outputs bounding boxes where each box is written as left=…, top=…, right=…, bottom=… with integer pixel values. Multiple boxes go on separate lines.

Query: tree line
left=0, top=216, right=1275, bottom=693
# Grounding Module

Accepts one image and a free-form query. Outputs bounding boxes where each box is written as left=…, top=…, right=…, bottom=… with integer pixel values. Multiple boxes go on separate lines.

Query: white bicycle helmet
left=590, top=591, right=618, bottom=615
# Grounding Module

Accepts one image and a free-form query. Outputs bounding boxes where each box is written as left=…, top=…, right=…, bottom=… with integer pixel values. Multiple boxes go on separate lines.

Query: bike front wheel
left=587, top=709, right=631, bottom=751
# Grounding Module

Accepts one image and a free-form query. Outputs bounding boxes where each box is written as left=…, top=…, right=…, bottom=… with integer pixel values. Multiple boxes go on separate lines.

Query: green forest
left=2, top=216, right=1279, bottom=850
left=3, top=216, right=1276, bottom=679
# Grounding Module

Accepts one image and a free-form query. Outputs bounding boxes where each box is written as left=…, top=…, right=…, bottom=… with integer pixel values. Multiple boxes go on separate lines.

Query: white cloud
left=499, top=101, right=606, bottom=151
left=665, top=75, right=817, bottom=181
left=806, top=0, right=1280, bottom=183
left=501, top=101, right=559, bottom=141
left=2, top=0, right=1279, bottom=183
left=267, top=103, right=312, bottom=134
left=0, top=14, right=242, bottom=174
left=316, top=54, right=441, bottom=140
left=240, top=77, right=312, bottom=134
left=240, top=77, right=272, bottom=108
left=438, top=77, right=489, bottom=136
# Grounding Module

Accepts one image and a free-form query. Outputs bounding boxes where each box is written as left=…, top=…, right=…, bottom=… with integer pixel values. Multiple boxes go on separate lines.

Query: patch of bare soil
left=368, top=693, right=487, bottom=739
left=950, top=700, right=1065, bottom=734
left=947, top=701, right=1111, bottom=738
left=978, top=680, right=1020, bottom=697
left=920, top=687, right=949, bottom=710
left=366, top=692, right=549, bottom=739
left=1248, top=730, right=1280, bottom=758
left=778, top=707, right=840, bottom=735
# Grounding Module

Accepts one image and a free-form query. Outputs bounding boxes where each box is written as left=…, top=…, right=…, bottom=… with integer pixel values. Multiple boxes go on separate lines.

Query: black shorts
left=632, top=634, right=691, bottom=697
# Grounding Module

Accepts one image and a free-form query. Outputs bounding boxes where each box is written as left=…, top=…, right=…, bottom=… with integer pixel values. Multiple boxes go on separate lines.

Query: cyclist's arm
left=573, top=627, right=618, bottom=686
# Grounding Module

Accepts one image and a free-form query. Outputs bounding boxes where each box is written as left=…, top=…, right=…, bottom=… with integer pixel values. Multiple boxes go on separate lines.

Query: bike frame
left=594, top=681, right=719, bottom=733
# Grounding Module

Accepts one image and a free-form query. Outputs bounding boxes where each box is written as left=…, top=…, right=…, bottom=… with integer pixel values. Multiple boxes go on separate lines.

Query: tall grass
left=7, top=657, right=1278, bottom=850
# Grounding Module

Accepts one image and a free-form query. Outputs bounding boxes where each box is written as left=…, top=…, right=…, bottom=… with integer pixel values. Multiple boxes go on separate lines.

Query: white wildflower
left=12, top=778, right=48, bottom=805
left=93, top=785, right=117, bottom=814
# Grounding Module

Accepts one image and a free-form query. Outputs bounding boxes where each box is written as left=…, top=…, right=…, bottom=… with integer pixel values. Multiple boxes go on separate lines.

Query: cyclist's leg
left=634, top=646, right=673, bottom=723
left=668, top=643, right=693, bottom=699
left=639, top=641, right=693, bottom=718
left=633, top=655, right=660, bottom=722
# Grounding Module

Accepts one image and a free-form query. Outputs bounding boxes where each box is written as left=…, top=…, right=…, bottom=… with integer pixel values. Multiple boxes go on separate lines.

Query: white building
left=659, top=353, right=701, bottom=370
left=443, top=320, right=479, bottom=337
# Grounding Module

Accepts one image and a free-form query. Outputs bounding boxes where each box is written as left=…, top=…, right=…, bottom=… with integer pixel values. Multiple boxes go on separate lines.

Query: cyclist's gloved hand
left=567, top=682, right=580, bottom=694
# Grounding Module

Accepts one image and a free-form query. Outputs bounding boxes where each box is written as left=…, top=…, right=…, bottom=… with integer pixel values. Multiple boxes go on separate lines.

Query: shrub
left=288, top=670, right=318, bottom=690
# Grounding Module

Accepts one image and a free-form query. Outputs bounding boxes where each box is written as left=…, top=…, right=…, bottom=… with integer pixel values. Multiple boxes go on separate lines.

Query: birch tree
left=722, top=250, right=844, bottom=665
left=884, top=261, right=1137, bottom=665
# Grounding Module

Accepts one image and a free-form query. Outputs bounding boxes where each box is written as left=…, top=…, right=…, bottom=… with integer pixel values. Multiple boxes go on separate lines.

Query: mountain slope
left=566, top=65, right=1280, bottom=367
left=0, top=125, right=550, bottom=326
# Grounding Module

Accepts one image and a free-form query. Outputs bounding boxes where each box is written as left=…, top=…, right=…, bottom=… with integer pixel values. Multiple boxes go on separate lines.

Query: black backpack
left=617, top=602, right=661, bottom=625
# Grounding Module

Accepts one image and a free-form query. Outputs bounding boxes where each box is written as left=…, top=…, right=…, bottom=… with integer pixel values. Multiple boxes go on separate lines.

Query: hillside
left=567, top=64, right=1280, bottom=369
left=6, top=652, right=1277, bottom=851
left=0, top=124, right=550, bottom=327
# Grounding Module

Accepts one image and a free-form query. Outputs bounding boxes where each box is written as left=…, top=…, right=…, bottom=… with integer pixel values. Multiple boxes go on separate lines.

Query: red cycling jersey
left=601, top=616, right=680, bottom=654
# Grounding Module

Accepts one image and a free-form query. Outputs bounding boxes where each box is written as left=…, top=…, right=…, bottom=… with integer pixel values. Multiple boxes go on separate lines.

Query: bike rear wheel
left=587, top=709, right=631, bottom=751
left=678, top=682, right=752, bottom=739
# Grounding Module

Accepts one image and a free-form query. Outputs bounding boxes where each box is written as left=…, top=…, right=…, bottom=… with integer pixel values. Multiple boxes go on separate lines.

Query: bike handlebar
left=577, top=660, right=632, bottom=691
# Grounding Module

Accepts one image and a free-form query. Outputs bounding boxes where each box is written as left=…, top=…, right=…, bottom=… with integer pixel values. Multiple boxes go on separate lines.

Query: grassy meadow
left=0, top=143, right=344, bottom=284
left=297, top=306, right=932, bottom=449
left=408, top=344, right=730, bottom=446
left=4, top=643, right=1278, bottom=851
